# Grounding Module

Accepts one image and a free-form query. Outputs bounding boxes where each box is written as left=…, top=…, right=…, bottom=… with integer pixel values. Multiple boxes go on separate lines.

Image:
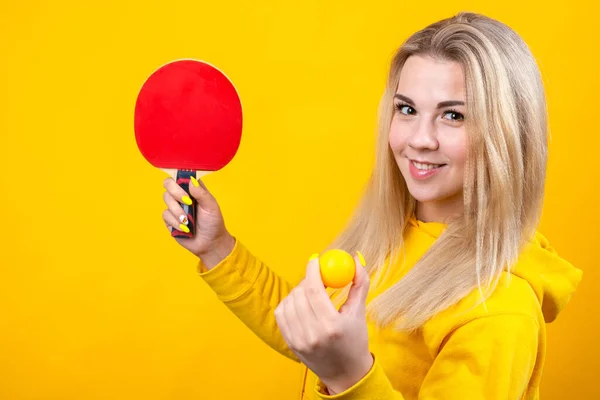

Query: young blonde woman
left=161, top=12, right=582, bottom=399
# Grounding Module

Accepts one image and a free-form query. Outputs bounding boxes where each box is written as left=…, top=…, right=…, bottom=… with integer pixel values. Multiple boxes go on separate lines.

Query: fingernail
left=179, top=223, right=190, bottom=233
left=309, top=253, right=319, bottom=262
left=182, top=195, right=193, bottom=205
left=356, top=251, right=366, bottom=267
left=179, top=214, right=188, bottom=225
left=190, top=176, right=199, bottom=187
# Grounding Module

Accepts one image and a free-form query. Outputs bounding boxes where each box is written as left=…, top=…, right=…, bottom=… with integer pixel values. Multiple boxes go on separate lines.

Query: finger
left=162, top=209, right=189, bottom=233
left=187, top=175, right=220, bottom=211
left=283, top=296, right=313, bottom=352
left=353, top=253, right=370, bottom=305
left=340, top=254, right=370, bottom=314
left=304, top=257, right=338, bottom=318
left=305, top=254, right=325, bottom=288
left=163, top=190, right=191, bottom=226
left=163, top=177, right=194, bottom=208
left=275, top=300, right=295, bottom=349
left=291, top=287, right=319, bottom=341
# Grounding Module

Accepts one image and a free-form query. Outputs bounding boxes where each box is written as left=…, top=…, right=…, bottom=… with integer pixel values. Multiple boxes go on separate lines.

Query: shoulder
left=422, top=271, right=542, bottom=353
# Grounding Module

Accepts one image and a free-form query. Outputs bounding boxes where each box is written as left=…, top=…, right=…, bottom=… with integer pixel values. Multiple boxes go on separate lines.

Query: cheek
left=442, top=129, right=467, bottom=167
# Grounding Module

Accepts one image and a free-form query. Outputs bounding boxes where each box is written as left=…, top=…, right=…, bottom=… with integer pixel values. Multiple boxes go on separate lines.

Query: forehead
left=397, top=55, right=466, bottom=103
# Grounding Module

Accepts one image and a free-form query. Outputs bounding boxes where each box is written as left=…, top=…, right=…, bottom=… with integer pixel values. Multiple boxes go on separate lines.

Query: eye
left=394, top=102, right=416, bottom=116
left=442, top=110, right=464, bottom=121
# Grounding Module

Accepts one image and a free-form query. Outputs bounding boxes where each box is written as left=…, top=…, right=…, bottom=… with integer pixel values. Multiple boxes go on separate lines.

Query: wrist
left=197, top=233, right=235, bottom=270
left=324, top=353, right=374, bottom=395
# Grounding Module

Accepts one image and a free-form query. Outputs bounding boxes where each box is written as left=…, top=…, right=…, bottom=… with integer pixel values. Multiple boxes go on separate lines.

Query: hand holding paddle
left=162, top=175, right=235, bottom=266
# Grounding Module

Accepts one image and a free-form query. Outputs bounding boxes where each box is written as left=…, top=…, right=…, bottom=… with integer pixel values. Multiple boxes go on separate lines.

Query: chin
left=401, top=174, right=461, bottom=205
left=406, top=185, right=446, bottom=203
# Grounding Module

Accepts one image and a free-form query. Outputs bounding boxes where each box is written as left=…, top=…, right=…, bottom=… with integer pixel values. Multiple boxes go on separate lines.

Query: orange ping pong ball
left=318, top=249, right=356, bottom=288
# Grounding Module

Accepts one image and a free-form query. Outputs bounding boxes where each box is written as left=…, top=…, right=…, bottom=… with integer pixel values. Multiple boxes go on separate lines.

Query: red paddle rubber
left=172, top=170, right=196, bottom=239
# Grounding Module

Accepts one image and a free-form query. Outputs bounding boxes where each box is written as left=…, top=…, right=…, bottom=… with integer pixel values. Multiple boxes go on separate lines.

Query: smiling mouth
left=410, top=160, right=447, bottom=170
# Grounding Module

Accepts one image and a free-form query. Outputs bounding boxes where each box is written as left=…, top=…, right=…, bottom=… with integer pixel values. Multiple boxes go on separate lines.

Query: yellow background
left=1, top=1, right=597, bottom=398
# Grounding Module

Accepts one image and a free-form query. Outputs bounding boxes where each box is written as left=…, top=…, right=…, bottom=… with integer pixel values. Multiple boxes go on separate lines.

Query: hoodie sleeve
left=197, top=237, right=300, bottom=362
left=313, top=312, right=540, bottom=399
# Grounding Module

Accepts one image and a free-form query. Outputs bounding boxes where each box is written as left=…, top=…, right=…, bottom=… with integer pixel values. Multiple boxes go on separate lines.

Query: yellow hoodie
left=197, top=218, right=582, bottom=399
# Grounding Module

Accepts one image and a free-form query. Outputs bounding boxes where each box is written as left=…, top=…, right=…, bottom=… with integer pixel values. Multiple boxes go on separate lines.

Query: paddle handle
left=172, top=170, right=196, bottom=239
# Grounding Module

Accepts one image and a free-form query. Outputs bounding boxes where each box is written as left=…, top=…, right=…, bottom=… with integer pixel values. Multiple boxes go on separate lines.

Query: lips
left=408, top=159, right=446, bottom=180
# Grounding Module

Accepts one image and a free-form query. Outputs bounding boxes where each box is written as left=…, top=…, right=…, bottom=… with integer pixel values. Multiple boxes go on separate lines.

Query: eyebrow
left=394, top=94, right=465, bottom=108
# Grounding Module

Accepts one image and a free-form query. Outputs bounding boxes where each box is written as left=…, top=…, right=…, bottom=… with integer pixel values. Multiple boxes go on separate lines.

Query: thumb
left=339, top=252, right=370, bottom=314
left=188, top=176, right=219, bottom=211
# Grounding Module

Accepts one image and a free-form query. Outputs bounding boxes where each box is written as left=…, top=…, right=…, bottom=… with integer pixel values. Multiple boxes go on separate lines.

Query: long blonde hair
left=326, top=12, right=548, bottom=331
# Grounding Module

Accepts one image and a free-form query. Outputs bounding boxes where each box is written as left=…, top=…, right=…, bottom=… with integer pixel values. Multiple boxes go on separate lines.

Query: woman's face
left=388, top=55, right=468, bottom=221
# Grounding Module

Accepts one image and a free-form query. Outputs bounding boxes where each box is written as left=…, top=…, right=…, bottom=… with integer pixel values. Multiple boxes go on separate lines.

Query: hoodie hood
left=511, top=231, right=583, bottom=323
left=408, top=217, right=583, bottom=323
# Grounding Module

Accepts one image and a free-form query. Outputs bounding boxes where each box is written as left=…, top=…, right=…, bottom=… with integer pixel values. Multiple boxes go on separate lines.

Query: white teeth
left=413, top=161, right=443, bottom=170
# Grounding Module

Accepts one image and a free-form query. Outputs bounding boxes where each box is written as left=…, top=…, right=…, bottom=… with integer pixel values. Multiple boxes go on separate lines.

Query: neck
left=415, top=194, right=463, bottom=223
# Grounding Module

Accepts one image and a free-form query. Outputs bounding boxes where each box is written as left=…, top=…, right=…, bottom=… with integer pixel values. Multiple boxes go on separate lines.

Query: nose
left=408, top=118, right=439, bottom=151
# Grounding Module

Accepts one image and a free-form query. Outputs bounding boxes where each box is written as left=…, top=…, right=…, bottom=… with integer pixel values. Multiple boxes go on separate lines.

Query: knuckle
left=324, top=324, right=342, bottom=340
left=289, top=341, right=301, bottom=353
left=274, top=303, right=285, bottom=318
left=306, top=287, right=320, bottom=298
left=295, top=339, right=311, bottom=354
left=163, top=177, right=174, bottom=189
left=305, top=336, right=322, bottom=351
left=163, top=190, right=174, bottom=203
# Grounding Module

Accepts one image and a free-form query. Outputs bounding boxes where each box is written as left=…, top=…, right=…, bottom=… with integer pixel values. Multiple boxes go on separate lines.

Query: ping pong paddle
left=134, top=59, right=243, bottom=239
